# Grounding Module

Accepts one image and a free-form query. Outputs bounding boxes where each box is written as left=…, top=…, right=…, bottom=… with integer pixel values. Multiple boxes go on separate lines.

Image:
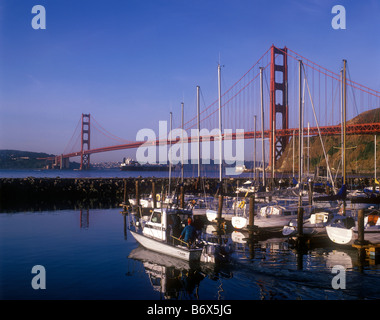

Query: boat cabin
left=309, top=211, right=330, bottom=225
left=142, top=207, right=193, bottom=242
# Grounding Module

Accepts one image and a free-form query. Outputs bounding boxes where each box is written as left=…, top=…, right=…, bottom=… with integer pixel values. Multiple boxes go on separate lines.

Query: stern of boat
left=326, top=225, right=354, bottom=245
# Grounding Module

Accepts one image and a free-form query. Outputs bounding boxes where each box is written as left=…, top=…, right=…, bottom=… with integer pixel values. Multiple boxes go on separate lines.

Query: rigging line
left=185, top=64, right=268, bottom=131
left=332, top=74, right=340, bottom=120
left=302, top=63, right=335, bottom=191
left=332, top=70, right=334, bottom=124
left=63, top=117, right=81, bottom=155
left=200, top=86, right=208, bottom=114
left=182, top=47, right=272, bottom=129
left=325, top=72, right=327, bottom=125
left=347, top=64, right=360, bottom=117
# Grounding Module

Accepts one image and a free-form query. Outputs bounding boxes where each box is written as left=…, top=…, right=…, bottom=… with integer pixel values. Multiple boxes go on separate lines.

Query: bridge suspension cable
left=56, top=45, right=380, bottom=170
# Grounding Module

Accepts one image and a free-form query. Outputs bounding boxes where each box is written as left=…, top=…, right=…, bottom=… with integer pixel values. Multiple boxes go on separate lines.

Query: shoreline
left=0, top=176, right=375, bottom=212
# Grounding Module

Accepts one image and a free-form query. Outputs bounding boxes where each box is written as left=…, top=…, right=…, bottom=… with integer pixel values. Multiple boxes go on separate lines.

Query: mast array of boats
left=127, top=56, right=380, bottom=266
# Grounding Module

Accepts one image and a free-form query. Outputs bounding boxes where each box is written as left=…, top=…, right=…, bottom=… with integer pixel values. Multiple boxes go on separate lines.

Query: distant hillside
left=276, top=108, right=380, bottom=175
left=0, top=150, right=55, bottom=169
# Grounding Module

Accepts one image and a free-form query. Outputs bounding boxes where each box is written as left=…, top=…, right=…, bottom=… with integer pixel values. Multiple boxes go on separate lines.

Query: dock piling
left=248, top=195, right=255, bottom=231
left=308, top=180, right=313, bottom=205
left=152, top=180, right=156, bottom=209
left=297, top=206, right=304, bottom=238
left=180, top=186, right=185, bottom=208
left=216, top=194, right=225, bottom=230
left=123, top=179, right=127, bottom=205
left=135, top=179, right=140, bottom=207
left=355, top=209, right=367, bottom=246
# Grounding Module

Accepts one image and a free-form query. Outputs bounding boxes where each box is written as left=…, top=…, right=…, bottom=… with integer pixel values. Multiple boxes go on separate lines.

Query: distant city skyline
left=0, top=0, right=379, bottom=163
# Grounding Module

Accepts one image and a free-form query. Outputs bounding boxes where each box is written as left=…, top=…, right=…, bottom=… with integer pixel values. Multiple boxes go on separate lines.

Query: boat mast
left=307, top=122, right=310, bottom=177
left=260, top=67, right=266, bottom=187
left=197, top=85, right=201, bottom=179
left=169, top=111, right=172, bottom=196
left=375, top=135, right=377, bottom=182
left=181, top=102, right=184, bottom=183
left=340, top=69, right=344, bottom=178
left=254, top=115, right=257, bottom=180
left=293, top=130, right=295, bottom=179
left=298, top=60, right=303, bottom=187
left=218, top=63, right=222, bottom=182
left=343, top=59, right=347, bottom=187
left=342, top=59, right=347, bottom=216
left=272, top=119, right=275, bottom=181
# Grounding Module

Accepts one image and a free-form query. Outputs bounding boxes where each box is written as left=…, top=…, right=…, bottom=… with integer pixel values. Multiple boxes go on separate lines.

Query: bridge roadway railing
left=43, top=122, right=380, bottom=161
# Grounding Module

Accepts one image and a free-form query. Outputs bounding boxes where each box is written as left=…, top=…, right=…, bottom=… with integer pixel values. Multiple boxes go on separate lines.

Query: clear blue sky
left=0, top=0, right=379, bottom=162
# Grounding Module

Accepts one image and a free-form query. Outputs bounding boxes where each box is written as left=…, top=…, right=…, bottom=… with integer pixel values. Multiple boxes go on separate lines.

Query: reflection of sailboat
left=231, top=230, right=250, bottom=244
left=230, top=230, right=255, bottom=260
left=325, top=250, right=354, bottom=270
left=128, top=246, right=233, bottom=299
left=128, top=246, right=205, bottom=299
left=199, top=225, right=235, bottom=263
left=129, top=246, right=192, bottom=270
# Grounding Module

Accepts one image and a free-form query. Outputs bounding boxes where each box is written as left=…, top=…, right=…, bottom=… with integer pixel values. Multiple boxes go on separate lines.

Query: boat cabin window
left=151, top=211, right=161, bottom=224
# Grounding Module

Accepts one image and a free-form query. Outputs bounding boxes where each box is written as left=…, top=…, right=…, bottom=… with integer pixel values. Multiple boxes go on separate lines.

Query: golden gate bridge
left=45, top=45, right=380, bottom=172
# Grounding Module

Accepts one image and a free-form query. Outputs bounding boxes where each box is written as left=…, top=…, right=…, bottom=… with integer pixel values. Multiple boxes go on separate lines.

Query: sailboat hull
left=326, top=226, right=354, bottom=245
left=231, top=216, right=248, bottom=229
left=326, top=226, right=380, bottom=245
left=130, top=230, right=203, bottom=261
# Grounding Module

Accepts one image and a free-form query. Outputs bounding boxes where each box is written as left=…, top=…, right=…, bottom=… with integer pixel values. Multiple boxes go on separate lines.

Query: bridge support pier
left=60, top=156, right=70, bottom=169
left=270, top=45, right=288, bottom=172
left=80, top=113, right=91, bottom=170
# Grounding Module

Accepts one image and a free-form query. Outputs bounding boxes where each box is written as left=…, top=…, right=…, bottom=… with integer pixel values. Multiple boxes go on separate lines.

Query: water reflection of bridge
left=80, top=209, right=89, bottom=229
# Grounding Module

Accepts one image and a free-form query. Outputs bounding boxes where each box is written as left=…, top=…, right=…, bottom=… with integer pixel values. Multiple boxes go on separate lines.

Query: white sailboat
left=282, top=210, right=333, bottom=237
left=230, top=187, right=250, bottom=229
left=254, top=203, right=313, bottom=232
left=323, top=60, right=380, bottom=246
left=326, top=211, right=380, bottom=245
left=205, top=196, right=237, bottom=223
left=129, top=194, right=175, bottom=209
left=231, top=214, right=249, bottom=230
left=230, top=67, right=266, bottom=230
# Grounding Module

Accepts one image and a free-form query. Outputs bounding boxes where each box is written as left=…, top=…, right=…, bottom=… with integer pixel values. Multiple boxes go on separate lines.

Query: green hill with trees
left=0, top=150, right=54, bottom=169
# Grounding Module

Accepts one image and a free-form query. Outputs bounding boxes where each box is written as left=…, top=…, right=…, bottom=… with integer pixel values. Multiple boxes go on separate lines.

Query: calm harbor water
left=0, top=167, right=256, bottom=179
left=1, top=207, right=380, bottom=300
left=1, top=169, right=380, bottom=301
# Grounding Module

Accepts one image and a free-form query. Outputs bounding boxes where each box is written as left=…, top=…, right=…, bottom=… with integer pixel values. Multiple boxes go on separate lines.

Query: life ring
left=156, top=194, right=160, bottom=202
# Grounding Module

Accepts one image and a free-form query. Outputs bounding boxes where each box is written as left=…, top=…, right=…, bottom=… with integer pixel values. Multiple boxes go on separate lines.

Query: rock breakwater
left=0, top=177, right=224, bottom=212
